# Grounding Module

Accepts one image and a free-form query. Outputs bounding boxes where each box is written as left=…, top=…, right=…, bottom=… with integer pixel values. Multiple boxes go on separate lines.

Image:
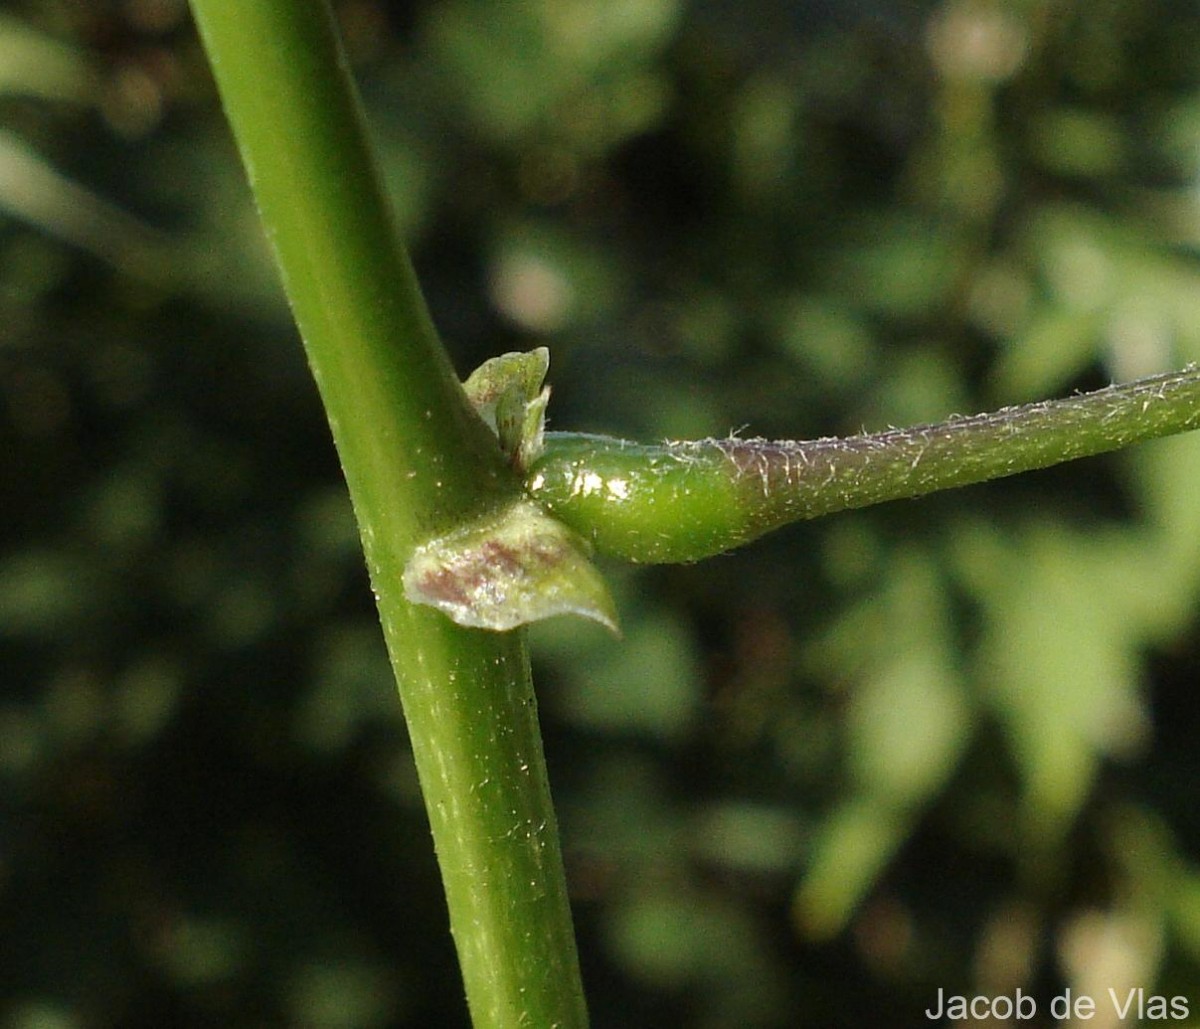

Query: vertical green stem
left=188, top=2, right=588, bottom=1024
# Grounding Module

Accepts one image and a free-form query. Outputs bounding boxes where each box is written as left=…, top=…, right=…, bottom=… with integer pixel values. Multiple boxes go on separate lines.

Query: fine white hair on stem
left=526, top=366, right=1200, bottom=564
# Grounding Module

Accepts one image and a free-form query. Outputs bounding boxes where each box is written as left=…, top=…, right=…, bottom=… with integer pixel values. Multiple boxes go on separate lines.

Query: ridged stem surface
left=189, top=2, right=588, bottom=1025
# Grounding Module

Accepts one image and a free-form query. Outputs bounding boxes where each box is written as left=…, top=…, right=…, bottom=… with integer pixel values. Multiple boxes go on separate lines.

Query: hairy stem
left=528, top=365, right=1200, bottom=563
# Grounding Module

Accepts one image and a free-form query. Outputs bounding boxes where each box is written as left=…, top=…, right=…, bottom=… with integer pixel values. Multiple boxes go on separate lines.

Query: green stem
left=528, top=365, right=1200, bottom=563
left=188, top=2, right=587, bottom=1025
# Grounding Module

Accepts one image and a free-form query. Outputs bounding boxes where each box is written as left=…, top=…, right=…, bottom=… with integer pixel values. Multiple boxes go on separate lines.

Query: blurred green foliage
left=5, top=0, right=1200, bottom=1026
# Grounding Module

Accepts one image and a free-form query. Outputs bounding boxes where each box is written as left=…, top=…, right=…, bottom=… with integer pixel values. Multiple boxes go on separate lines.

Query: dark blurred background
left=4, top=1, right=1200, bottom=1026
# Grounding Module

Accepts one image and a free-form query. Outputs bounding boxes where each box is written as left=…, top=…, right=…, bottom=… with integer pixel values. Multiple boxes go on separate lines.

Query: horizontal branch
left=527, top=365, right=1200, bottom=563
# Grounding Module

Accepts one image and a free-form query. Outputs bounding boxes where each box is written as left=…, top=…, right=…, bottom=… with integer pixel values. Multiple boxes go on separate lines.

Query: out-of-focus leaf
left=0, top=129, right=169, bottom=276
left=954, top=521, right=1157, bottom=833
left=793, top=797, right=906, bottom=940
left=991, top=305, right=1105, bottom=400
left=423, top=0, right=679, bottom=145
left=796, top=551, right=970, bottom=937
left=546, top=607, right=700, bottom=740
left=1027, top=107, right=1126, bottom=179
left=823, top=214, right=969, bottom=320
left=0, top=14, right=95, bottom=102
left=0, top=550, right=93, bottom=637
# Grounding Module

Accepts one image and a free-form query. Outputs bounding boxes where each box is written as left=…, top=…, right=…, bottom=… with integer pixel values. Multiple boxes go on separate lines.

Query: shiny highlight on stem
left=527, top=366, right=1200, bottom=563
